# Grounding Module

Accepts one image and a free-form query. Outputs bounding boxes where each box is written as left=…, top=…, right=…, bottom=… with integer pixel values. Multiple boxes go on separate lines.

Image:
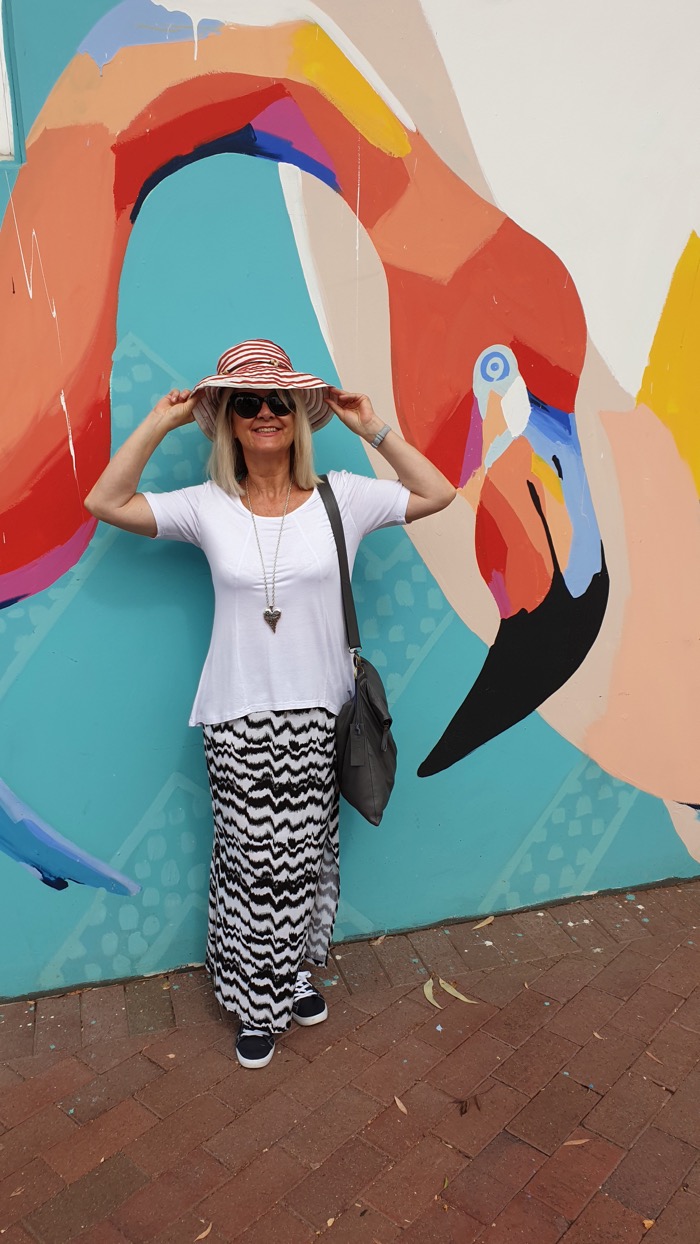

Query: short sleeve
left=328, top=470, right=409, bottom=539
left=141, top=485, right=204, bottom=545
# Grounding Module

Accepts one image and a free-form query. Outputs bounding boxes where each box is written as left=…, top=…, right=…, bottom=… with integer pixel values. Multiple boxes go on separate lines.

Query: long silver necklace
left=245, top=476, right=293, bottom=633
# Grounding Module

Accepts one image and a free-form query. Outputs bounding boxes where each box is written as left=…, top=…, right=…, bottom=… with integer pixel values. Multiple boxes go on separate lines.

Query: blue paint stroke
left=0, top=777, right=139, bottom=895
left=254, top=128, right=340, bottom=190
left=525, top=393, right=603, bottom=598
left=131, top=123, right=340, bottom=222
left=79, top=0, right=221, bottom=69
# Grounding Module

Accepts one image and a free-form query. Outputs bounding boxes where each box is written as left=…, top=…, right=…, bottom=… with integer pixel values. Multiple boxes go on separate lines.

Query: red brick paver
left=1, top=881, right=700, bottom=1242
left=527, top=1127, right=624, bottom=1219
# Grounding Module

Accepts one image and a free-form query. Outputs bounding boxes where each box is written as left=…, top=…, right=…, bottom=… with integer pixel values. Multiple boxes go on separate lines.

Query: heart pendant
left=263, top=607, right=281, bottom=633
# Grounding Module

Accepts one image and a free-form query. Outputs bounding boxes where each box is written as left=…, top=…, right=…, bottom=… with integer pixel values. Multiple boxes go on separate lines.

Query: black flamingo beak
left=418, top=547, right=609, bottom=778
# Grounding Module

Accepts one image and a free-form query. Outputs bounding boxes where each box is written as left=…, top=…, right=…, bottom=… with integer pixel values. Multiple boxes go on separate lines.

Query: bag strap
left=317, top=475, right=361, bottom=651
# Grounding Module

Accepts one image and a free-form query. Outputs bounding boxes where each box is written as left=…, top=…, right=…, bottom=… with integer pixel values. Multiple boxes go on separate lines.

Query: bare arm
left=325, top=388, right=456, bottom=522
left=84, top=390, right=197, bottom=535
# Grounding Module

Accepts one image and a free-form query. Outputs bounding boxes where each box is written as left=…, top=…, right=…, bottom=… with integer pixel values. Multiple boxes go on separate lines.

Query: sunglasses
left=228, top=390, right=296, bottom=419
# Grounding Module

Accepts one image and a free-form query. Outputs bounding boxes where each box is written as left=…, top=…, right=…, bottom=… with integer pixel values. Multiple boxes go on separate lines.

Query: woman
left=85, top=339, right=455, bottom=1068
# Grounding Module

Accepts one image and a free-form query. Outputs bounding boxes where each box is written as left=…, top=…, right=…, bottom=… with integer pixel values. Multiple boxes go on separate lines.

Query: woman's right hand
left=152, top=389, right=198, bottom=429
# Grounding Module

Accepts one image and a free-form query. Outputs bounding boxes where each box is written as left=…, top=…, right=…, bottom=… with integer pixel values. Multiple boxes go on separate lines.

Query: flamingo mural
left=419, top=345, right=608, bottom=776
left=0, top=0, right=698, bottom=921
left=1, top=4, right=607, bottom=760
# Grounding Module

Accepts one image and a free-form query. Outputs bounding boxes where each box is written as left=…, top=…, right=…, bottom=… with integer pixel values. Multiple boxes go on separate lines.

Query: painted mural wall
left=1, top=0, right=699, bottom=1000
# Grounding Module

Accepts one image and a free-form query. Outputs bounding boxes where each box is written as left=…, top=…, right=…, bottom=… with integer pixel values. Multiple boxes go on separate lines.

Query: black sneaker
left=235, top=1027, right=275, bottom=1068
left=291, top=970, right=328, bottom=1027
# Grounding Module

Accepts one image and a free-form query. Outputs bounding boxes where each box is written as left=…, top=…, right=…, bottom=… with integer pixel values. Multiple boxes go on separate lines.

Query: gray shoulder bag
left=317, top=476, right=397, bottom=826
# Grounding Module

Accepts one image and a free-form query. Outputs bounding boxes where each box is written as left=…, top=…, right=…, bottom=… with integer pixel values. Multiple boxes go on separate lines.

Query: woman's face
left=229, top=390, right=296, bottom=461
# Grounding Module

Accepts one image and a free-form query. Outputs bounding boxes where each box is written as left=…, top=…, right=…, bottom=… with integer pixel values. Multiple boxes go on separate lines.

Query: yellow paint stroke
left=290, top=25, right=410, bottom=158
left=531, top=452, right=564, bottom=503
left=638, top=231, right=700, bottom=494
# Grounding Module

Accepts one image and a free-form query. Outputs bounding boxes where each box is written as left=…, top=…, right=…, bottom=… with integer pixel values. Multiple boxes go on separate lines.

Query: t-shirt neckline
left=232, top=485, right=319, bottom=520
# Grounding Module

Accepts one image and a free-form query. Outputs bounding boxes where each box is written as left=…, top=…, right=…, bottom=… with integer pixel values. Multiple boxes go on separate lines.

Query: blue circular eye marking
left=480, top=350, right=510, bottom=383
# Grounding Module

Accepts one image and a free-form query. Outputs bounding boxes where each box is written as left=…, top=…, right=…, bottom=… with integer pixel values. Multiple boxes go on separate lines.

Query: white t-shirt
left=143, top=470, right=409, bottom=726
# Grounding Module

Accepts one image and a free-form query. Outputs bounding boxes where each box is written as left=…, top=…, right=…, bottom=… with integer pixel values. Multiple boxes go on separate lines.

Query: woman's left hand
left=326, top=386, right=456, bottom=523
left=325, top=387, right=383, bottom=442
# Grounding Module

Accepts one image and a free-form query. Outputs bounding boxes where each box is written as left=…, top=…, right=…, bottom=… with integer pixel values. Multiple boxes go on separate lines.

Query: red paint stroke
left=476, top=473, right=553, bottom=616
left=0, top=35, right=586, bottom=609
left=113, top=78, right=286, bottom=214
left=254, top=96, right=337, bottom=172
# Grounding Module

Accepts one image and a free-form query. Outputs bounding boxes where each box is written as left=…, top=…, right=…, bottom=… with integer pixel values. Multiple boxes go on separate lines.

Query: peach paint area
left=583, top=405, right=700, bottom=804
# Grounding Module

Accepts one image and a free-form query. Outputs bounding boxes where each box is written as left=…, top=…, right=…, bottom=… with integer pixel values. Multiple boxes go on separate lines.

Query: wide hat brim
left=190, top=363, right=334, bottom=439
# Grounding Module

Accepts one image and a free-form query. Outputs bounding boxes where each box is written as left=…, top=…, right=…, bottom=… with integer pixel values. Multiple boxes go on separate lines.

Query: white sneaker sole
left=235, top=1043, right=275, bottom=1069
left=291, top=1004, right=328, bottom=1027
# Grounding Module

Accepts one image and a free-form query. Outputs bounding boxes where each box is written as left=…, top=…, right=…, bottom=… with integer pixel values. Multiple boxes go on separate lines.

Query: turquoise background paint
left=0, top=3, right=696, bottom=999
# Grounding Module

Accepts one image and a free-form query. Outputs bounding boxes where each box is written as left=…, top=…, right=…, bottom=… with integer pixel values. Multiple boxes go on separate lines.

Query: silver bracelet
left=370, top=423, right=392, bottom=449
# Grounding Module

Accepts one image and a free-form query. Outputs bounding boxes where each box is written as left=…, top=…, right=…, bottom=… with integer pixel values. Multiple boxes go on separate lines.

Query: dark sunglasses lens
left=232, top=393, right=263, bottom=418
left=230, top=391, right=295, bottom=418
left=267, top=392, right=295, bottom=415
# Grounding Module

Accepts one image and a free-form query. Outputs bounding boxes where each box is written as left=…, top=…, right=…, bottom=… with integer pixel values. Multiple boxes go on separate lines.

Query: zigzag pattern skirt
left=202, top=708, right=340, bottom=1033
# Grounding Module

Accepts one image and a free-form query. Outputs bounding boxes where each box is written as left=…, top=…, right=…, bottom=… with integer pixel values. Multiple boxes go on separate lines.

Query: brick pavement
left=1, top=882, right=699, bottom=1242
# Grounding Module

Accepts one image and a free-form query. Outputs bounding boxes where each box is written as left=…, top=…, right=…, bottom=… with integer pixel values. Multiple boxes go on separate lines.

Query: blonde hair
left=206, top=389, right=320, bottom=496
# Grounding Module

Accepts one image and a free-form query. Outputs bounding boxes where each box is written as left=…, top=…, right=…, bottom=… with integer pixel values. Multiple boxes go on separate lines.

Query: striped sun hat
left=190, top=339, right=333, bottom=439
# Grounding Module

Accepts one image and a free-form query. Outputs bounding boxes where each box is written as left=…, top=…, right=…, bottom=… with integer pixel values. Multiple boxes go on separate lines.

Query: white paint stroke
left=0, top=1, right=14, bottom=158
left=156, top=0, right=415, bottom=131
left=277, top=163, right=334, bottom=356
left=502, top=375, right=531, bottom=437
left=60, top=389, right=80, bottom=492
left=5, top=172, right=62, bottom=357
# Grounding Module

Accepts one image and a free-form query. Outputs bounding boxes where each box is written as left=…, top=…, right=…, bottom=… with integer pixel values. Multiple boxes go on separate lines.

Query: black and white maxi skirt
left=202, top=708, right=340, bottom=1034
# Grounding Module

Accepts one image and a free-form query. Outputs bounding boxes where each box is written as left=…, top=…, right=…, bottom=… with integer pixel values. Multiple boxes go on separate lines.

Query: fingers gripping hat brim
left=189, top=340, right=334, bottom=439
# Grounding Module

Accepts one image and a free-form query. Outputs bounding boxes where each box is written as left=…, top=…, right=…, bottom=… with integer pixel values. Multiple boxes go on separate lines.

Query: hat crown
left=217, top=339, right=293, bottom=377
left=190, top=340, right=333, bottom=439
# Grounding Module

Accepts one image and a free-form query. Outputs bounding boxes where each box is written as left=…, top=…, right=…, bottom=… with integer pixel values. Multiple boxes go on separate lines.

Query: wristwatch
left=370, top=423, right=392, bottom=449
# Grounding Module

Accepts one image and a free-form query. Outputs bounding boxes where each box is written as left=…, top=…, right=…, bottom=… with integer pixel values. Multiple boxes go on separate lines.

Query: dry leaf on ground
left=394, top=1095, right=408, bottom=1115
left=438, top=978, right=478, bottom=1004
left=424, top=979, right=442, bottom=1008
left=194, top=1226, right=212, bottom=1241
left=646, top=1051, right=663, bottom=1064
left=643, top=1221, right=655, bottom=1230
left=593, top=1032, right=604, bottom=1040
left=563, top=1139, right=590, bottom=1147
left=472, top=915, right=494, bottom=931
left=370, top=935, right=386, bottom=945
